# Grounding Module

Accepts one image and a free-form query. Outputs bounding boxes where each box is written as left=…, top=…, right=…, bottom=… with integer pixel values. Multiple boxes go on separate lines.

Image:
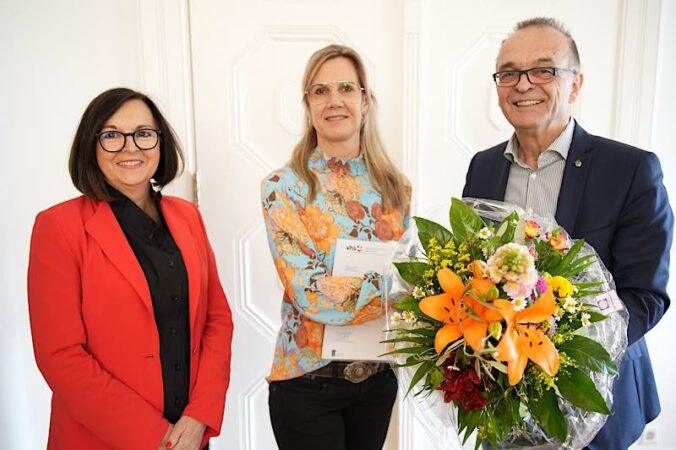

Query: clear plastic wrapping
left=383, top=199, right=629, bottom=449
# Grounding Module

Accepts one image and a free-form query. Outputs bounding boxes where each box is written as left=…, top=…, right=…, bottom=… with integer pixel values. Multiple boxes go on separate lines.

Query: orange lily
left=459, top=280, right=503, bottom=351
left=468, top=259, right=487, bottom=278
left=493, top=290, right=559, bottom=385
left=419, top=268, right=502, bottom=353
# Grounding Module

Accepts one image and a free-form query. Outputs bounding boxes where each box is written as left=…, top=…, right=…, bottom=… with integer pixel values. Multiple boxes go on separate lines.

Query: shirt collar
left=503, top=118, right=576, bottom=165
left=308, top=146, right=367, bottom=176
left=109, top=186, right=164, bottom=238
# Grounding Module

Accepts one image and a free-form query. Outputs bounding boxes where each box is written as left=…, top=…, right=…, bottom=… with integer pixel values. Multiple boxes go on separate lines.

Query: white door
left=408, top=1, right=657, bottom=449
left=190, top=0, right=658, bottom=449
left=190, top=1, right=405, bottom=448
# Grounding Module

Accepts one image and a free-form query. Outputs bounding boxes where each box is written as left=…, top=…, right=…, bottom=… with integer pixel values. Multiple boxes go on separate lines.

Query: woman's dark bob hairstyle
left=68, top=87, right=183, bottom=200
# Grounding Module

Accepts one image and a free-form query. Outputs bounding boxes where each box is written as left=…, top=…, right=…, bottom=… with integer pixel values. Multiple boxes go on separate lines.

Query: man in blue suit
left=463, top=17, right=673, bottom=449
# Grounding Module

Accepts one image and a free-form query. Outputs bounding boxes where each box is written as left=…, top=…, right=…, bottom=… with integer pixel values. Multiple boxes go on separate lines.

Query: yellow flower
left=524, top=220, right=541, bottom=238
left=547, top=275, right=574, bottom=298
left=549, top=230, right=569, bottom=251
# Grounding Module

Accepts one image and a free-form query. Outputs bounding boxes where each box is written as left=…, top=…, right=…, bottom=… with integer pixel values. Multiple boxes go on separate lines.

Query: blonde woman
left=261, top=45, right=411, bottom=450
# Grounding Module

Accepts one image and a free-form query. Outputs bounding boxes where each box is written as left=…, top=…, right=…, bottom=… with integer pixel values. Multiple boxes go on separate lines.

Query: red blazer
left=27, top=195, right=234, bottom=450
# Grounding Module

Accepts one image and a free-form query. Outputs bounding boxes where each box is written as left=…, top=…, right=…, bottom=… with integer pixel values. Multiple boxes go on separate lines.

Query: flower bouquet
left=383, top=198, right=628, bottom=449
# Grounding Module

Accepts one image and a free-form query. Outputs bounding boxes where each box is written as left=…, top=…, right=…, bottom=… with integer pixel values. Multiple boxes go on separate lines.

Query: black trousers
left=268, top=369, right=398, bottom=450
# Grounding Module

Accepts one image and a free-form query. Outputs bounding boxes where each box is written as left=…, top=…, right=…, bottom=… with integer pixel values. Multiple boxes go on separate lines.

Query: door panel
left=190, top=2, right=403, bottom=448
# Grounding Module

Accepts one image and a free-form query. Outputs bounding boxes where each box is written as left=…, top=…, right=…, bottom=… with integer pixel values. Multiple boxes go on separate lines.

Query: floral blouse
left=261, top=147, right=409, bottom=381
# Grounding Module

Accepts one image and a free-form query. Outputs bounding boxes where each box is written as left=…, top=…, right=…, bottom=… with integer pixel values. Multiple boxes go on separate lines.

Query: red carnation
left=439, top=366, right=491, bottom=411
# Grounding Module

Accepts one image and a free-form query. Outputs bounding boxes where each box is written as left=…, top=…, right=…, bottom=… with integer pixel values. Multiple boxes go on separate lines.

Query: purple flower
left=535, top=277, right=548, bottom=295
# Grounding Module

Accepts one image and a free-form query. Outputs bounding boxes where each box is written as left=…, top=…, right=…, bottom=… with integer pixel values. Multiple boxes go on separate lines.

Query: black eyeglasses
left=96, top=129, right=162, bottom=153
left=492, top=67, right=577, bottom=87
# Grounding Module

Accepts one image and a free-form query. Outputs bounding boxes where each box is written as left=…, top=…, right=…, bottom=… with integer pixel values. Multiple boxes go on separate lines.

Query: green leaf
left=575, top=281, right=605, bottom=289
left=587, top=311, right=608, bottom=323
left=458, top=408, right=482, bottom=444
left=485, top=433, right=498, bottom=450
left=449, top=197, right=484, bottom=242
left=390, top=356, right=425, bottom=368
left=394, top=261, right=430, bottom=286
left=538, top=252, right=563, bottom=274
left=395, top=295, right=420, bottom=312
left=396, top=327, right=437, bottom=337
left=380, top=336, right=434, bottom=345
left=495, top=211, right=520, bottom=243
left=426, top=366, right=444, bottom=389
left=560, top=257, right=597, bottom=278
left=558, top=335, right=618, bottom=374
left=575, top=288, right=605, bottom=297
left=493, top=395, right=521, bottom=432
left=414, top=217, right=452, bottom=253
left=407, top=361, right=434, bottom=395
left=557, top=367, right=611, bottom=414
left=549, top=239, right=586, bottom=276
left=528, top=386, right=568, bottom=442
left=379, top=346, right=432, bottom=357
left=567, top=253, right=596, bottom=268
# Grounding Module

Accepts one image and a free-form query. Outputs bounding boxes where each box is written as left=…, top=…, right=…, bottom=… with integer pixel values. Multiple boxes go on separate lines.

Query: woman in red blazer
left=27, top=88, right=233, bottom=450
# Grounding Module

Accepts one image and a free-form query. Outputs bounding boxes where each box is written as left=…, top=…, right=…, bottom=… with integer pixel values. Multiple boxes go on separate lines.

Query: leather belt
left=303, top=361, right=389, bottom=384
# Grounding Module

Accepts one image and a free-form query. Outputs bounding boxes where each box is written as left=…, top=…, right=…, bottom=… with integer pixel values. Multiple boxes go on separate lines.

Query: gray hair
left=511, top=17, right=581, bottom=70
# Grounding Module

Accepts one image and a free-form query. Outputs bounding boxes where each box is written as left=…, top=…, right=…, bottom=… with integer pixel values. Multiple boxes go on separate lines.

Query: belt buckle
left=343, top=361, right=374, bottom=383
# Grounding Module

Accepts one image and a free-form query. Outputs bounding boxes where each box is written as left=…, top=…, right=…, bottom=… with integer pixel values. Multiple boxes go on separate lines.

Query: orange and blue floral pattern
left=261, top=148, right=409, bottom=381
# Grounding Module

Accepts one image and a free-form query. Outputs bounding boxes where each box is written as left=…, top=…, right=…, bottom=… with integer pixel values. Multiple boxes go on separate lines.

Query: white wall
left=1, top=3, right=149, bottom=447
left=638, top=0, right=676, bottom=448
left=0, top=1, right=193, bottom=447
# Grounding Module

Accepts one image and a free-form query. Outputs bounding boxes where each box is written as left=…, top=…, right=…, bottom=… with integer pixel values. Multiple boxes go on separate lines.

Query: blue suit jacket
left=463, top=122, right=673, bottom=449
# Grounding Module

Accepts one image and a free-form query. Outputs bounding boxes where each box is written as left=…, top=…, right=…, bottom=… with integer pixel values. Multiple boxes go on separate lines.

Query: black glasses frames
left=95, top=129, right=162, bottom=153
left=492, top=67, right=578, bottom=87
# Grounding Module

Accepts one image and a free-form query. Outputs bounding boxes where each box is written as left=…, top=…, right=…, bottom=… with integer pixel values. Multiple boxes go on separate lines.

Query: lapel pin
left=574, top=159, right=583, bottom=168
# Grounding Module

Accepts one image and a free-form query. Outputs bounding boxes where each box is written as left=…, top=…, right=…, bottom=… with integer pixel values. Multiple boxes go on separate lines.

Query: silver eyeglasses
left=305, top=80, right=365, bottom=105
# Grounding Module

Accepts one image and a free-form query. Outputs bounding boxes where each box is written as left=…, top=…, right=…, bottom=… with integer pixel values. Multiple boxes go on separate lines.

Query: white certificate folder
left=321, top=238, right=395, bottom=361
left=321, top=319, right=389, bottom=361
left=331, top=238, right=396, bottom=277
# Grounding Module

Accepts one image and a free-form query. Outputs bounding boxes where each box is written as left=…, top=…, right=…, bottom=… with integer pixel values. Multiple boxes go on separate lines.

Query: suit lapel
left=555, top=122, right=594, bottom=235
left=161, top=201, right=202, bottom=334
left=464, top=142, right=511, bottom=201
left=494, top=147, right=511, bottom=201
left=84, top=201, right=154, bottom=314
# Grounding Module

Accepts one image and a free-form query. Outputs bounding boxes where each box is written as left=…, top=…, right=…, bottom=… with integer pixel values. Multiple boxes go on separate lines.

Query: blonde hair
left=290, top=44, right=410, bottom=212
